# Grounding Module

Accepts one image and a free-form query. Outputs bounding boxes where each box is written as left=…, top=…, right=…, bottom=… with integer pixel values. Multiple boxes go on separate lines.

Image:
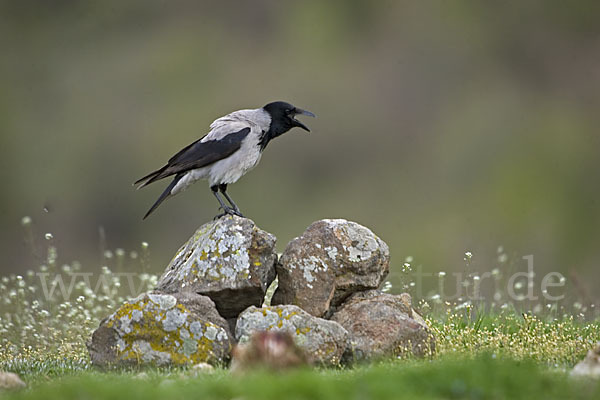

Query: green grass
left=3, top=228, right=600, bottom=399
left=2, top=313, right=599, bottom=399
left=2, top=355, right=600, bottom=400
left=428, top=311, right=600, bottom=367
left=3, top=312, right=598, bottom=400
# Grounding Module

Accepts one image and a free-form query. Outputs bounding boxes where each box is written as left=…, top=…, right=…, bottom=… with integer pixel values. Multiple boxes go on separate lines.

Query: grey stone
left=191, top=362, right=215, bottom=374
left=156, top=216, right=277, bottom=318
left=331, top=290, right=435, bottom=361
left=87, top=291, right=232, bottom=367
left=235, top=305, right=349, bottom=366
left=272, top=219, right=390, bottom=317
left=0, top=371, right=25, bottom=390
left=571, top=343, right=600, bottom=378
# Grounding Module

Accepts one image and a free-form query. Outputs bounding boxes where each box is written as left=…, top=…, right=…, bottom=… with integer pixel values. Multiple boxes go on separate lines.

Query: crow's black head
left=263, top=101, right=315, bottom=140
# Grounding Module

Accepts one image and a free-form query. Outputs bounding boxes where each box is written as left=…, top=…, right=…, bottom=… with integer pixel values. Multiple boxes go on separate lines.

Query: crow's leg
left=219, top=184, right=244, bottom=217
left=211, top=185, right=242, bottom=219
left=212, top=185, right=234, bottom=219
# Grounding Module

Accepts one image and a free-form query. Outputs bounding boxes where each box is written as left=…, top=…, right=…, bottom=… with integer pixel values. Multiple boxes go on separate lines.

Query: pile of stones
left=87, top=217, right=435, bottom=367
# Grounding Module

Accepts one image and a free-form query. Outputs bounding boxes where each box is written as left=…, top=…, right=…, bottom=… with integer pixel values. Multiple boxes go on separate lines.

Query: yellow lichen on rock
left=92, top=292, right=231, bottom=366
left=155, top=216, right=277, bottom=319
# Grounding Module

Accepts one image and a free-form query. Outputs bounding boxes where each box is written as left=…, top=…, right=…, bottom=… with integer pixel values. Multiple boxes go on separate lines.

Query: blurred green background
left=1, top=1, right=599, bottom=299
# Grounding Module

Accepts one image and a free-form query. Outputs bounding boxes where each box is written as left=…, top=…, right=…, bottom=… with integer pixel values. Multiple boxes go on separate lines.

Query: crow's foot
left=214, top=206, right=244, bottom=220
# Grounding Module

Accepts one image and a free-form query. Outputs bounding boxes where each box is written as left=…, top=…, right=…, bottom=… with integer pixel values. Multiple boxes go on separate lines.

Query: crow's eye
left=286, top=109, right=292, bottom=114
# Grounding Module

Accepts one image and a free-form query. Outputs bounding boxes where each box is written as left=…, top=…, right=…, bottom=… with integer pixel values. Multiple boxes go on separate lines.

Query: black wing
left=134, top=127, right=251, bottom=188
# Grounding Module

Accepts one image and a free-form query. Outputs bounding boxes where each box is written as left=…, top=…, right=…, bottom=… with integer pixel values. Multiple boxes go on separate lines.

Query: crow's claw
left=214, top=206, right=244, bottom=220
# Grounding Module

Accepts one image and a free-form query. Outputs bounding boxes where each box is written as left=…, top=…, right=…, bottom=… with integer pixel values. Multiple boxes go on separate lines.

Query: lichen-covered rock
left=235, top=305, right=349, bottom=366
left=156, top=216, right=277, bottom=318
left=87, top=292, right=232, bottom=367
left=272, top=219, right=390, bottom=317
left=331, top=290, right=434, bottom=361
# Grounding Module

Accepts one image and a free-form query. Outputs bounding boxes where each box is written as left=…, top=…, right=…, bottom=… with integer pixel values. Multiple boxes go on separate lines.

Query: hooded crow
left=134, top=101, right=315, bottom=219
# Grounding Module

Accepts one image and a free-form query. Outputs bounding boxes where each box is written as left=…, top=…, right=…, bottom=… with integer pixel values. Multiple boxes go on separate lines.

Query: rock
left=87, top=291, right=232, bottom=367
left=330, top=290, right=434, bottom=361
left=191, top=362, right=214, bottom=374
left=0, top=371, right=25, bottom=390
left=133, top=372, right=149, bottom=380
left=272, top=219, right=390, bottom=317
left=235, top=305, right=349, bottom=366
left=159, top=379, right=176, bottom=387
left=571, top=344, right=600, bottom=378
left=343, top=289, right=426, bottom=324
left=231, top=330, right=308, bottom=373
left=156, top=216, right=277, bottom=319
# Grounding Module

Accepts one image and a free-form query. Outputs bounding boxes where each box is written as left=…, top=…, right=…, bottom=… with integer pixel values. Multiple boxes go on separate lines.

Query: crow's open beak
left=292, top=108, right=316, bottom=132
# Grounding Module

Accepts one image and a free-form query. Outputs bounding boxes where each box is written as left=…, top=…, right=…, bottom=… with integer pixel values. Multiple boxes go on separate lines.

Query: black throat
left=258, top=118, right=291, bottom=151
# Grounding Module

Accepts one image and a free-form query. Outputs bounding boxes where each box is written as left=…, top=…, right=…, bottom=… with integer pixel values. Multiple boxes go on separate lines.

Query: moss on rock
left=88, top=292, right=232, bottom=367
left=156, top=216, right=277, bottom=318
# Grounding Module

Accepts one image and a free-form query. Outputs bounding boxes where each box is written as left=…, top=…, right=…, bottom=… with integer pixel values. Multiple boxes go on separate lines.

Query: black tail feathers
left=142, top=175, right=182, bottom=219
left=133, top=166, right=167, bottom=189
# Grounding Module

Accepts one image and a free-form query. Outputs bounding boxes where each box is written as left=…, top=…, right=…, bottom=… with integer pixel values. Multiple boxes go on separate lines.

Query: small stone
left=272, top=219, right=390, bottom=317
left=0, top=371, right=25, bottom=390
left=133, top=372, right=149, bottom=380
left=159, top=379, right=176, bottom=387
left=331, top=291, right=435, bottom=361
left=235, top=305, right=349, bottom=366
left=232, top=330, right=308, bottom=373
left=156, top=216, right=277, bottom=318
left=192, top=362, right=214, bottom=373
left=571, top=343, right=600, bottom=378
left=87, top=291, right=232, bottom=367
